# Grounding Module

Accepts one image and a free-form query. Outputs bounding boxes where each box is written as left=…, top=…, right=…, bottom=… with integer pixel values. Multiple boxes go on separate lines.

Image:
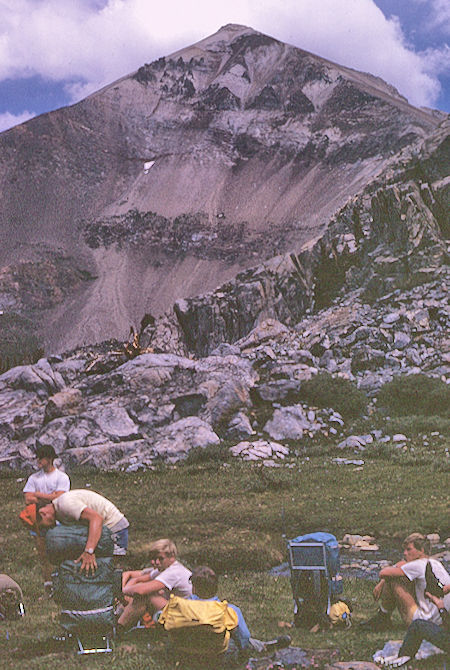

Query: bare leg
left=381, top=577, right=417, bottom=625
left=118, top=594, right=148, bottom=629
left=35, top=536, right=53, bottom=584
left=118, top=589, right=168, bottom=629
left=148, top=594, right=168, bottom=612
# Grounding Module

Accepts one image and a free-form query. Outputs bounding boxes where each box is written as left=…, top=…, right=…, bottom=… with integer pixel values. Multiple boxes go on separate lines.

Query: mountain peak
left=0, top=24, right=446, bottom=354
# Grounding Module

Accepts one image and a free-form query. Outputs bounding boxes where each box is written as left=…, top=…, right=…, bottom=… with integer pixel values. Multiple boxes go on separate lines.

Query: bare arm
left=24, top=490, right=65, bottom=504
left=74, top=508, right=103, bottom=574
left=122, top=570, right=151, bottom=589
left=379, top=565, right=406, bottom=579
left=122, top=577, right=166, bottom=597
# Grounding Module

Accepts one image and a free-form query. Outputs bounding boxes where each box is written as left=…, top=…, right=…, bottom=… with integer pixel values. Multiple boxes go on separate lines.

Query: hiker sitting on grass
left=118, top=539, right=192, bottom=631
left=188, top=566, right=290, bottom=660
left=376, top=586, right=450, bottom=669
left=361, top=533, right=450, bottom=632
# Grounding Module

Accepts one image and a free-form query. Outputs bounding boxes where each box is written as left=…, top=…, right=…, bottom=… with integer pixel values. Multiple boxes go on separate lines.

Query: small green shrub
left=298, top=372, right=367, bottom=418
left=377, top=374, right=450, bottom=417
left=0, top=313, right=44, bottom=373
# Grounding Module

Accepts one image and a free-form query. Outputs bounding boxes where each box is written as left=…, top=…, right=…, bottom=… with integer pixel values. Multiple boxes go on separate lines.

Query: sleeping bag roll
left=45, top=524, right=114, bottom=562
left=52, top=557, right=118, bottom=633
left=52, top=558, right=116, bottom=610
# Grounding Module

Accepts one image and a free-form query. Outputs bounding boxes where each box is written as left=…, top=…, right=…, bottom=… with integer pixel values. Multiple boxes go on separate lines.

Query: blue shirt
left=189, top=594, right=251, bottom=649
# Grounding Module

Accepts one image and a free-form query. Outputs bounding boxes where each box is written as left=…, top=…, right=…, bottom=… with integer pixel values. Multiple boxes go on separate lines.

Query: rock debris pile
left=0, top=261, right=447, bottom=471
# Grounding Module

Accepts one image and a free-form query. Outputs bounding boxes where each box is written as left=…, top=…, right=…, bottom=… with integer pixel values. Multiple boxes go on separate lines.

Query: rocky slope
left=0, top=24, right=446, bottom=353
left=0, top=118, right=447, bottom=471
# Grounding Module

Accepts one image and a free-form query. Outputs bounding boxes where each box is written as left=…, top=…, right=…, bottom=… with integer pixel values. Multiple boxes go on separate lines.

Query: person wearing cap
left=37, top=489, right=129, bottom=575
left=22, top=445, right=70, bottom=591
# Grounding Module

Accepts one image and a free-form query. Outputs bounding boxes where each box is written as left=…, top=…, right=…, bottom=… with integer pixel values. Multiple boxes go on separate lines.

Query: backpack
left=289, top=532, right=343, bottom=597
left=0, top=574, right=25, bottom=621
left=159, top=595, right=239, bottom=658
left=45, top=524, right=114, bottom=563
left=47, top=525, right=119, bottom=634
left=288, top=532, right=343, bottom=629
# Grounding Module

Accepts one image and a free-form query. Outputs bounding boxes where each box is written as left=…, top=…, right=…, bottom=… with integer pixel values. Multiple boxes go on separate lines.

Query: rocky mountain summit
left=0, top=24, right=447, bottom=354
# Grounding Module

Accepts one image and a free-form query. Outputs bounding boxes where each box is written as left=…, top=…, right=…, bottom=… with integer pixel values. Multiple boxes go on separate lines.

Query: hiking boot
left=376, top=654, right=411, bottom=668
left=359, top=609, right=392, bottom=631
left=264, top=634, right=292, bottom=651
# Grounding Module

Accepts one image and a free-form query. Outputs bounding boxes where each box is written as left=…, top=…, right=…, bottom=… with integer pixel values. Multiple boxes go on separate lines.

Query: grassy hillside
left=1, top=451, right=448, bottom=669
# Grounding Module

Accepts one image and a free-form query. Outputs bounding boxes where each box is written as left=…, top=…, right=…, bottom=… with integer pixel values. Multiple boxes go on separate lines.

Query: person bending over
left=37, top=489, right=129, bottom=574
left=361, top=533, right=450, bottom=631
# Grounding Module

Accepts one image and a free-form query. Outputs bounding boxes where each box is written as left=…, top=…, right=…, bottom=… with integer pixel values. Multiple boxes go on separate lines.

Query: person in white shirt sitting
left=361, top=533, right=450, bottom=632
left=118, top=539, right=192, bottom=631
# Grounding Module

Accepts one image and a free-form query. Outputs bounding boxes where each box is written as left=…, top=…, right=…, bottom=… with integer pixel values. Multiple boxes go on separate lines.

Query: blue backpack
left=289, top=532, right=343, bottom=597
left=288, top=532, right=343, bottom=628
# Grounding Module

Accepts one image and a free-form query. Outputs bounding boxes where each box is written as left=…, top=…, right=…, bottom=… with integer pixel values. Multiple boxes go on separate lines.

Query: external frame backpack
left=159, top=595, right=239, bottom=657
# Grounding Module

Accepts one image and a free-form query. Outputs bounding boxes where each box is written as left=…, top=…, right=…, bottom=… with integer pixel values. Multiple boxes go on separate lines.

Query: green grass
left=1, top=454, right=449, bottom=669
left=377, top=374, right=450, bottom=418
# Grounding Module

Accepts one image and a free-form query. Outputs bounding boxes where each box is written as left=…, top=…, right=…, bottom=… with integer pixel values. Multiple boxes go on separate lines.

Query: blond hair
left=148, top=538, right=177, bottom=558
left=403, top=533, right=430, bottom=555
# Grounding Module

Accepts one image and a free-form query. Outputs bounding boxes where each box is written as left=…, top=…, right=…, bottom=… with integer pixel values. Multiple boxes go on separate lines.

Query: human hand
left=75, top=550, right=97, bottom=575
left=373, top=580, right=385, bottom=601
left=425, top=591, right=444, bottom=610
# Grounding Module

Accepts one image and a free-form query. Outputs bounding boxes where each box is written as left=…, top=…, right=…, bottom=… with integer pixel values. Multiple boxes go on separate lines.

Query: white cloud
left=427, top=0, right=450, bottom=35
left=0, top=110, right=35, bottom=132
left=419, top=44, right=450, bottom=77
left=0, top=0, right=446, bottom=108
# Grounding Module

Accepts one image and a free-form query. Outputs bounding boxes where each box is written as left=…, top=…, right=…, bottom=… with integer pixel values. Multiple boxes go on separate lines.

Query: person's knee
left=408, top=620, right=424, bottom=633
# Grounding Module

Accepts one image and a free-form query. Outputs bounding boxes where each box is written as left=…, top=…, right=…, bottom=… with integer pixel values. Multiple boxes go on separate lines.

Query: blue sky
left=0, top=0, right=449, bottom=132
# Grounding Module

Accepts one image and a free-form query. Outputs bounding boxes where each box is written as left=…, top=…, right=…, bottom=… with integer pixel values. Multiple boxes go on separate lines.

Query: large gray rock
left=264, top=405, right=310, bottom=441
left=149, top=417, right=220, bottom=463
left=0, top=359, right=65, bottom=398
left=44, top=388, right=83, bottom=423
left=92, top=406, right=141, bottom=441
left=226, top=412, right=255, bottom=439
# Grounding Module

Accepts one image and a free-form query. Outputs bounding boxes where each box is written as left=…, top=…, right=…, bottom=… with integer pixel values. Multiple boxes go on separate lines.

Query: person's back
left=52, top=489, right=124, bottom=529
left=164, top=565, right=290, bottom=667
left=161, top=567, right=239, bottom=669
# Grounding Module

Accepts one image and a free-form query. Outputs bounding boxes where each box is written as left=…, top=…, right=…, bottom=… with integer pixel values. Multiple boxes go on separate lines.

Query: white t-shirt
left=23, top=468, right=70, bottom=495
left=156, top=561, right=192, bottom=598
left=402, top=557, right=450, bottom=624
left=52, top=489, right=127, bottom=531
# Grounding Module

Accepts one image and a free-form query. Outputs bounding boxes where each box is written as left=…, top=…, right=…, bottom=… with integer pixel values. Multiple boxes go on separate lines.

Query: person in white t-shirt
left=118, top=538, right=192, bottom=631
left=22, top=445, right=70, bottom=590
left=37, top=489, right=129, bottom=574
left=23, top=445, right=70, bottom=504
left=361, top=532, right=450, bottom=632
